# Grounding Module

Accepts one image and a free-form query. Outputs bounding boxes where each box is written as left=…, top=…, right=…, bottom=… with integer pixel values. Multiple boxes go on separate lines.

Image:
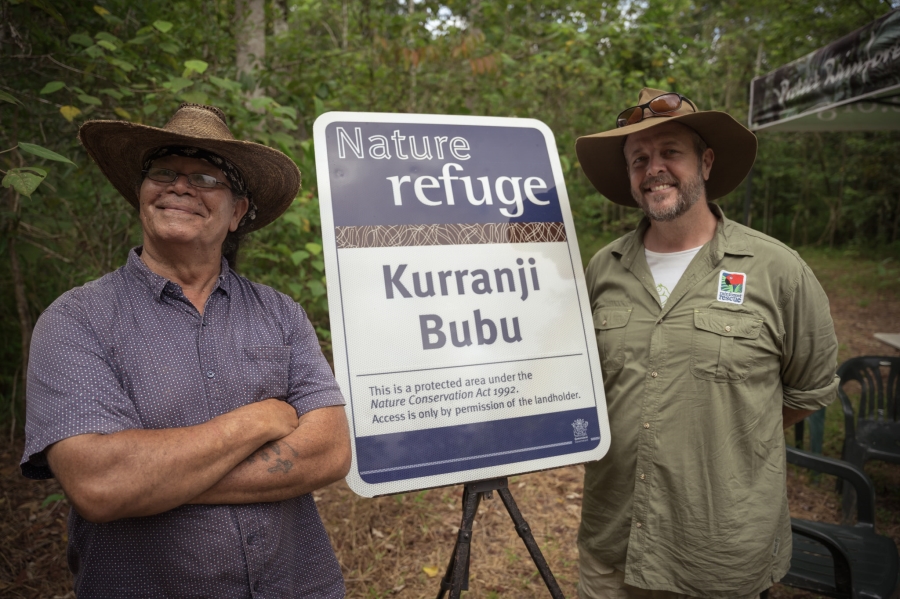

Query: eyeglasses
left=143, top=167, right=231, bottom=190
left=616, top=93, right=697, bottom=128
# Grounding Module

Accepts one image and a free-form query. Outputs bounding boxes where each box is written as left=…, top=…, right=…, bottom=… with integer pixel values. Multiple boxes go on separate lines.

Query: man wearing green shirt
left=573, top=88, right=839, bottom=598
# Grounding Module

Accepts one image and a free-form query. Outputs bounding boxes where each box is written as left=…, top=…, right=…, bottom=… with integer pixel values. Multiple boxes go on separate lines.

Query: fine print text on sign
left=314, top=112, right=610, bottom=497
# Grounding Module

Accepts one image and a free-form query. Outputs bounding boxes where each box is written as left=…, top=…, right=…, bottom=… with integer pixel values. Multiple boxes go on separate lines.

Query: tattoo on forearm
left=246, top=440, right=299, bottom=473
left=268, top=458, right=294, bottom=473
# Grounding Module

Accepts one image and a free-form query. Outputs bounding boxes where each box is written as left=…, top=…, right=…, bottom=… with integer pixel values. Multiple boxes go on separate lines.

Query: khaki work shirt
left=578, top=205, right=838, bottom=598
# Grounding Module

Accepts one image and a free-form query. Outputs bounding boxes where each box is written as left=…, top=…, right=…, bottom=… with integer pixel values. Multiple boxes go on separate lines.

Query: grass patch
left=795, top=246, right=900, bottom=301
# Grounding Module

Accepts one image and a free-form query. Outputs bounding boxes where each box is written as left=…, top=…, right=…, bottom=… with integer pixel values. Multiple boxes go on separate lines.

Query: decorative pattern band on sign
left=335, top=222, right=567, bottom=248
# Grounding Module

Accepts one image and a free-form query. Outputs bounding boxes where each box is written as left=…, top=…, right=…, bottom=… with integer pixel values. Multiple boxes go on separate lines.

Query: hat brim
left=79, top=120, right=301, bottom=234
left=575, top=111, right=757, bottom=207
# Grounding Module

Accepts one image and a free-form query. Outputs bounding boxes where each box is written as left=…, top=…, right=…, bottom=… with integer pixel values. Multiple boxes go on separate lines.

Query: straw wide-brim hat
left=576, top=87, right=758, bottom=207
left=79, top=103, right=300, bottom=233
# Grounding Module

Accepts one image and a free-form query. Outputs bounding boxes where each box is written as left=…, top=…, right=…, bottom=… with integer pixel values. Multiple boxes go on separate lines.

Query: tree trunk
left=802, top=207, right=809, bottom=246
left=724, top=60, right=733, bottom=113
left=235, top=0, right=265, bottom=98
left=5, top=109, right=30, bottom=429
left=892, top=193, right=900, bottom=243
left=341, top=0, right=349, bottom=51
left=831, top=140, right=847, bottom=247
left=362, top=0, right=376, bottom=111
left=790, top=194, right=801, bottom=246
left=269, top=2, right=287, bottom=101
left=8, top=232, right=31, bottom=384
left=0, top=0, right=8, bottom=48
left=7, top=186, right=32, bottom=428
left=406, top=0, right=417, bottom=113
left=273, top=0, right=288, bottom=37
left=469, top=0, right=482, bottom=28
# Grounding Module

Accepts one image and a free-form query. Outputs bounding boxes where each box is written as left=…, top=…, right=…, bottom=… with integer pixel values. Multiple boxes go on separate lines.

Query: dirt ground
left=1, top=273, right=898, bottom=598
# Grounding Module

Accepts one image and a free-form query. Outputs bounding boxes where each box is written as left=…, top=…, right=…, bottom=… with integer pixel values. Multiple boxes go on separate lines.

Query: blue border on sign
left=355, top=407, right=600, bottom=483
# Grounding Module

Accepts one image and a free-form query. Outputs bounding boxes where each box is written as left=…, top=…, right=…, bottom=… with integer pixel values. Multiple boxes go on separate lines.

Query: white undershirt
left=645, top=246, right=703, bottom=306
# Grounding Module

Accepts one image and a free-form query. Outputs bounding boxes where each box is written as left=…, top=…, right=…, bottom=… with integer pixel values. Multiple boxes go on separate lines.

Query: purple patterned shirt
left=22, top=248, right=346, bottom=598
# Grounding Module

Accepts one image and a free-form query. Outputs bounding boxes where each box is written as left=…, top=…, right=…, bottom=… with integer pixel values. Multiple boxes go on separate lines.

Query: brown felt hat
left=575, top=87, right=757, bottom=207
left=78, top=103, right=300, bottom=233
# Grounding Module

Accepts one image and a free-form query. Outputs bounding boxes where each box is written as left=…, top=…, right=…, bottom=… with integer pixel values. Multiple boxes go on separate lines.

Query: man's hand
left=256, top=397, right=301, bottom=438
left=189, top=405, right=351, bottom=505
left=46, top=399, right=300, bottom=523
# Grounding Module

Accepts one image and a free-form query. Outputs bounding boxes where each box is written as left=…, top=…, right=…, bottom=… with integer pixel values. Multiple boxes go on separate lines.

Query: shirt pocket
left=690, top=308, right=763, bottom=382
left=593, top=307, right=632, bottom=372
left=244, top=345, right=291, bottom=401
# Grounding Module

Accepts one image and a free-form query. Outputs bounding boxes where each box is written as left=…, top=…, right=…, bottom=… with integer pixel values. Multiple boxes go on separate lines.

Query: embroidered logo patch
left=717, top=270, right=746, bottom=304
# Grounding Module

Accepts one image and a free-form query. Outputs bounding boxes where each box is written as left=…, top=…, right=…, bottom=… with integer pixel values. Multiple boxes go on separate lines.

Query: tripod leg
left=497, top=487, right=566, bottom=598
left=437, top=485, right=481, bottom=599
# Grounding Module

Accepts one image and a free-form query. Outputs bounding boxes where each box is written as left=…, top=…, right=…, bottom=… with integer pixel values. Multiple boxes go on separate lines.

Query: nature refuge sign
left=313, top=112, right=609, bottom=497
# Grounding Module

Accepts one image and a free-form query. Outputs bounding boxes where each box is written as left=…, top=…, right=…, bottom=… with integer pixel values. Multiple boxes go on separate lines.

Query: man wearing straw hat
left=21, top=103, right=351, bottom=598
left=573, top=89, right=839, bottom=598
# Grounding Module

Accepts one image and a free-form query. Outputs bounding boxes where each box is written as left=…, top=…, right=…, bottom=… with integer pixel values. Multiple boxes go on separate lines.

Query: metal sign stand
left=436, top=477, right=565, bottom=599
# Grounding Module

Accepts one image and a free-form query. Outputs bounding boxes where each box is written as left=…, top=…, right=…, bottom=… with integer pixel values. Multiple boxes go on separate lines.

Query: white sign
left=313, top=112, right=609, bottom=497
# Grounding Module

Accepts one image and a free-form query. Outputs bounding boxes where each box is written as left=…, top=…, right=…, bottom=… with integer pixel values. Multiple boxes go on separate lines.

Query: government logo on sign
left=572, top=418, right=589, bottom=442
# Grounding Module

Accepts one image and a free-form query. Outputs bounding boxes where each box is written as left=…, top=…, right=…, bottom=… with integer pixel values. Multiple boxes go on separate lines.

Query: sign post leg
left=497, top=486, right=565, bottom=598
left=437, top=482, right=482, bottom=599
left=436, top=477, right=566, bottom=599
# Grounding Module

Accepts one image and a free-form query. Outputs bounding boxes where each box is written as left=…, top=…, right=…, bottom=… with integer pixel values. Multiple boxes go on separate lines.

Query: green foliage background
left=2, top=0, right=899, bottom=433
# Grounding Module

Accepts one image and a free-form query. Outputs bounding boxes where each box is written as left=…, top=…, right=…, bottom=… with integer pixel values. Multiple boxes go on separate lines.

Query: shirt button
left=636, top=522, right=642, bottom=528
left=247, top=534, right=256, bottom=545
left=640, top=473, right=646, bottom=480
left=252, top=581, right=260, bottom=592
left=601, top=319, right=607, bottom=325
left=643, top=422, right=650, bottom=429
left=206, top=371, right=215, bottom=378
left=725, top=325, right=732, bottom=332
left=650, top=371, right=658, bottom=378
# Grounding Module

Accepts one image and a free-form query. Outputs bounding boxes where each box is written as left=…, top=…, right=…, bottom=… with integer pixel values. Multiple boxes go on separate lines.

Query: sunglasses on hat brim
left=616, top=93, right=698, bottom=128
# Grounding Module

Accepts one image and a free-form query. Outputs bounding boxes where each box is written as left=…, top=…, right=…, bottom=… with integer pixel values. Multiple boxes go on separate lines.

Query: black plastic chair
left=794, top=406, right=826, bottom=451
left=838, top=356, right=900, bottom=520
left=778, top=447, right=899, bottom=599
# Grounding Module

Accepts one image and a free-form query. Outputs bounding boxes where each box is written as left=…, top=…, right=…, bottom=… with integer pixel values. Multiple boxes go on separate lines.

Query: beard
left=631, top=166, right=706, bottom=222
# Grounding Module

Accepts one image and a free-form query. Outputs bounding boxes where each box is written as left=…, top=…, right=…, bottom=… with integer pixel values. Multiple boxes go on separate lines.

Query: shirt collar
left=217, top=258, right=232, bottom=295
left=612, top=203, right=754, bottom=266
left=126, top=247, right=232, bottom=300
left=707, top=203, right=754, bottom=262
